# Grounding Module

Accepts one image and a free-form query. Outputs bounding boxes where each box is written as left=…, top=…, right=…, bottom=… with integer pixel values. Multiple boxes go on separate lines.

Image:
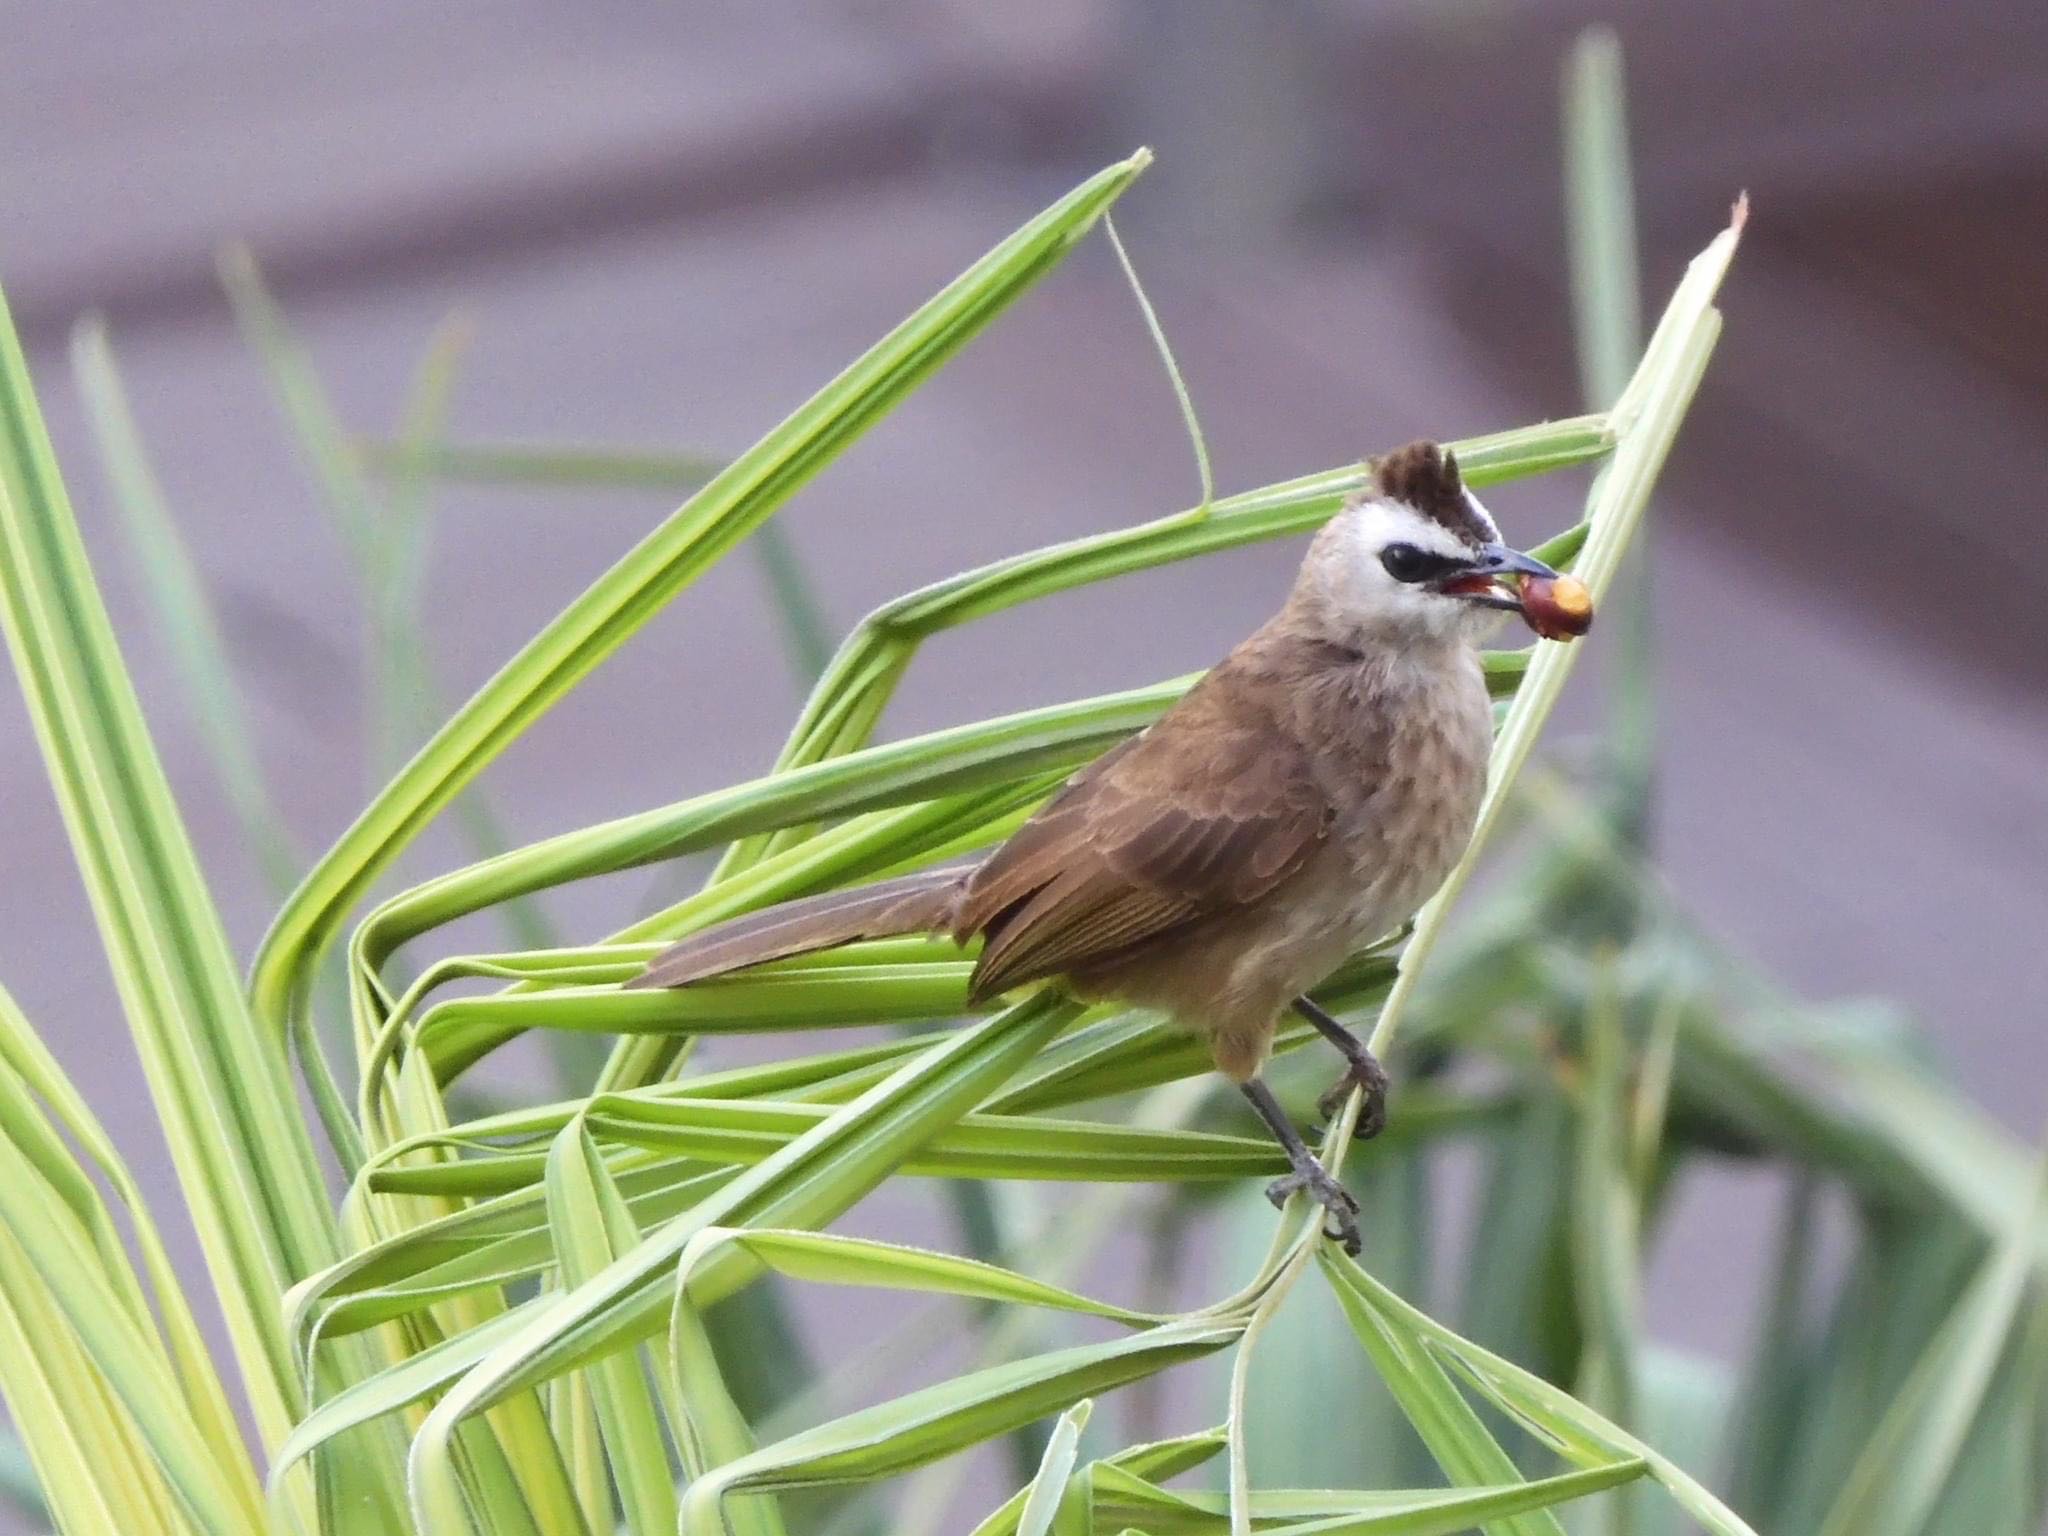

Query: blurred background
left=1, top=3, right=2045, bottom=1530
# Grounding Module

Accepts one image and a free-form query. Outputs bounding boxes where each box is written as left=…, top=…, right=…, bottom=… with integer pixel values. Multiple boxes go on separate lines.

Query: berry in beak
left=1433, top=543, right=1595, bottom=641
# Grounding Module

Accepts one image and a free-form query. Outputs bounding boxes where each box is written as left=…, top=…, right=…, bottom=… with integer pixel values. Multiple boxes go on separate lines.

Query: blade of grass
left=1015, top=1399, right=1091, bottom=1536
left=369, top=1096, right=1286, bottom=1196
left=1563, top=27, right=1642, bottom=413
left=1570, top=957, right=1641, bottom=1536
left=0, top=276, right=408, bottom=1530
left=0, top=988, right=262, bottom=1533
left=544, top=1118, right=682, bottom=1536
left=1322, top=1208, right=1570, bottom=1536
left=0, top=986, right=256, bottom=1514
left=1561, top=26, right=1653, bottom=857
left=69, top=315, right=368, bottom=1161
left=0, top=1229, right=190, bottom=1535
left=1723, top=1174, right=1819, bottom=1519
left=250, top=148, right=1154, bottom=1039
left=1102, top=215, right=1211, bottom=512
left=355, top=439, right=726, bottom=490
left=675, top=1322, right=1241, bottom=1536
left=967, top=1430, right=1226, bottom=1536
left=669, top=1266, right=788, bottom=1536
left=1320, top=1252, right=1758, bottom=1536
left=1092, top=1460, right=1646, bottom=1536
left=1816, top=1147, right=2048, bottom=1536
left=275, top=995, right=1080, bottom=1487
left=69, top=317, right=303, bottom=897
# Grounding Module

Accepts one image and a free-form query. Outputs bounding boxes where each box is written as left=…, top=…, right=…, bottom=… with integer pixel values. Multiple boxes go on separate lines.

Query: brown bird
left=628, top=442, right=1588, bottom=1252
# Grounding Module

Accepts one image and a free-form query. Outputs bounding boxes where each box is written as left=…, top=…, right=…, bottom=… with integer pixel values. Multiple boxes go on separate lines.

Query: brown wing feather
left=959, top=659, right=1335, bottom=1003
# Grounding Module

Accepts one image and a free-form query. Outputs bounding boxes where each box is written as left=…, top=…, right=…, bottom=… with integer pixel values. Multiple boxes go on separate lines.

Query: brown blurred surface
left=1, top=3, right=2045, bottom=1526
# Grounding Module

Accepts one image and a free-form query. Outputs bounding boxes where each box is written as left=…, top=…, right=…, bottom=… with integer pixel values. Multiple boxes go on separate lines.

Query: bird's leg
left=1295, top=996, right=1390, bottom=1139
left=1240, top=1077, right=1361, bottom=1255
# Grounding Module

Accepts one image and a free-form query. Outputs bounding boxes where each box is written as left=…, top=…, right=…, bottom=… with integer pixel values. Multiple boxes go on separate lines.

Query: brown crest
left=1370, top=440, right=1493, bottom=547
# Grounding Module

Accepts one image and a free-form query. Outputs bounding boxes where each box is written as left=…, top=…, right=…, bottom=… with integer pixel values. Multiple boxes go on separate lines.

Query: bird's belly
left=1243, top=846, right=1437, bottom=999
left=1067, top=855, right=1426, bottom=1079
left=1069, top=663, right=1491, bottom=1078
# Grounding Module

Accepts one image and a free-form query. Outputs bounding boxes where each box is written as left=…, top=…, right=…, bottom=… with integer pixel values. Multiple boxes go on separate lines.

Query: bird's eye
left=1379, top=543, right=1435, bottom=583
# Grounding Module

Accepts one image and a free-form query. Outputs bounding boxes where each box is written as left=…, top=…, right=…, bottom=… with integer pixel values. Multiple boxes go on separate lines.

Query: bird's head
left=1304, top=441, right=1591, bottom=650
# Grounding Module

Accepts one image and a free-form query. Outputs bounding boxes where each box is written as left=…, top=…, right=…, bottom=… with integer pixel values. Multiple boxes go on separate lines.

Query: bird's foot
left=1265, top=1155, right=1362, bottom=1256
left=1317, top=1050, right=1390, bottom=1140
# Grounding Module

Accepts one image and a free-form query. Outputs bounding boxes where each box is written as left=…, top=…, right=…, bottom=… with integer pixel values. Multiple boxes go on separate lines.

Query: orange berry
left=1520, top=573, right=1594, bottom=640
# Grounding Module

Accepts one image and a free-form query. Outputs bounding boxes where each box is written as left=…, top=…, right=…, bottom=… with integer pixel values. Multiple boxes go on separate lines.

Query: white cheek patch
left=1321, top=498, right=1494, bottom=641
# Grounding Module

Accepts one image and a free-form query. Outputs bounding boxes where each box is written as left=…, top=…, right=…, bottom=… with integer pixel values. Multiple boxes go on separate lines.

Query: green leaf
left=1724, top=1174, right=1819, bottom=1519
left=0, top=987, right=262, bottom=1533
left=353, top=438, right=726, bottom=491
left=0, top=274, right=408, bottom=1530
left=669, top=1262, right=787, bottom=1536
left=679, top=1322, right=1240, bottom=1536
left=1320, top=1251, right=1757, bottom=1536
left=279, top=995, right=1077, bottom=1501
left=368, top=1096, right=1286, bottom=1197
left=1015, top=1399, right=1091, bottom=1536
left=0, top=985, right=258, bottom=1497
left=543, top=1119, right=681, bottom=1535
left=250, top=148, right=1154, bottom=1038
left=1816, top=1150, right=2048, bottom=1536
left=1560, top=25, right=1654, bottom=828
left=1320, top=1209, right=1569, bottom=1536
left=1562, top=26, right=1642, bottom=415
left=1569, top=960, right=1642, bottom=1535
left=1090, top=1458, right=1645, bottom=1535
left=68, top=317, right=302, bottom=898
left=969, top=1431, right=1227, bottom=1536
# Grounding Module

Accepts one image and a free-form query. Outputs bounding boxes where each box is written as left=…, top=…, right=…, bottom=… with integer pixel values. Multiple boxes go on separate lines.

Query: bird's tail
left=624, top=867, right=964, bottom=990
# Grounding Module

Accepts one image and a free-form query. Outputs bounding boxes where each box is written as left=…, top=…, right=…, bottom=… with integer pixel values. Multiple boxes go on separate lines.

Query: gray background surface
left=1, top=2, right=2044, bottom=1527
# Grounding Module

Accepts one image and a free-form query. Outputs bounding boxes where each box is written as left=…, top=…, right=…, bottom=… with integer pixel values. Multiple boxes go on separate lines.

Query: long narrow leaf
left=678, top=1322, right=1240, bottom=1536
left=69, top=318, right=303, bottom=897
left=250, top=149, right=1153, bottom=1037
left=1321, top=1252, right=1757, bottom=1536
left=1816, top=1151, right=2048, bottom=1536
left=0, top=277, right=409, bottom=1530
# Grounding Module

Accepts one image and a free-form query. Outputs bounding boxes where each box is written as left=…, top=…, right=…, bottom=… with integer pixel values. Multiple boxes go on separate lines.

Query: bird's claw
left=1265, top=1161, right=1363, bottom=1256
left=1318, top=1053, right=1390, bottom=1140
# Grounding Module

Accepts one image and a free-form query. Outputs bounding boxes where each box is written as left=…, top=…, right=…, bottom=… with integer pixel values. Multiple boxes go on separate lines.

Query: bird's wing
left=956, top=667, right=1339, bottom=1002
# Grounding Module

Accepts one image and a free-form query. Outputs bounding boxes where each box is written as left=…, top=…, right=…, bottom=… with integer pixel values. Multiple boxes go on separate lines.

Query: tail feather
left=625, top=868, right=964, bottom=990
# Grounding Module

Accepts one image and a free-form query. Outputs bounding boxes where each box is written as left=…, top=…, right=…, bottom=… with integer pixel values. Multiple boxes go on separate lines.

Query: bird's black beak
left=1471, top=543, right=1562, bottom=582
left=1431, top=543, right=1593, bottom=639
left=1430, top=543, right=1559, bottom=613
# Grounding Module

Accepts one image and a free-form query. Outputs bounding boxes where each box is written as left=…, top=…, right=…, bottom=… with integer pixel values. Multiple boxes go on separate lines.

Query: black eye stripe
left=1379, top=543, right=1466, bottom=584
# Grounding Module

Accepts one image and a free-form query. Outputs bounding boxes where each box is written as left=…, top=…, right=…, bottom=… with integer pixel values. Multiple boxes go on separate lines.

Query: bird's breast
left=1325, top=656, right=1494, bottom=946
